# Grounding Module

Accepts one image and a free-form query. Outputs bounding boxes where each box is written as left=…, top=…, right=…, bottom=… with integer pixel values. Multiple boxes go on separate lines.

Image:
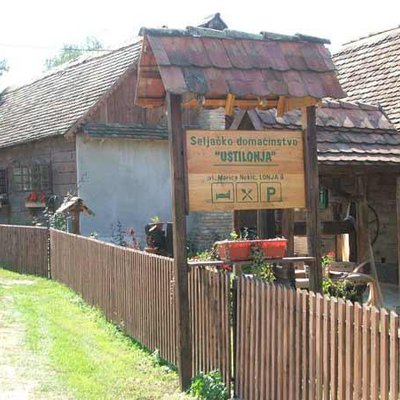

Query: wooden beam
left=294, top=220, right=355, bottom=236
left=184, top=98, right=279, bottom=110
left=166, top=92, right=192, bottom=390
left=355, top=176, right=369, bottom=262
left=224, top=93, right=236, bottom=116
left=398, top=177, right=400, bottom=287
left=277, top=96, right=287, bottom=117
left=286, top=96, right=319, bottom=112
left=281, top=209, right=295, bottom=256
left=302, top=105, right=323, bottom=292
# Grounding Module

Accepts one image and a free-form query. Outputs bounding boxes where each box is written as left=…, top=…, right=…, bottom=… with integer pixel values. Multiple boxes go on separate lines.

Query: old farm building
left=0, top=22, right=399, bottom=283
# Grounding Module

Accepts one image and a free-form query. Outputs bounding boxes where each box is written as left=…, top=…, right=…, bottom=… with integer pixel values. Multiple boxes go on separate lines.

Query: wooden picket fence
left=50, top=229, right=231, bottom=387
left=235, top=275, right=400, bottom=400
left=0, top=224, right=48, bottom=277
left=1, top=225, right=399, bottom=399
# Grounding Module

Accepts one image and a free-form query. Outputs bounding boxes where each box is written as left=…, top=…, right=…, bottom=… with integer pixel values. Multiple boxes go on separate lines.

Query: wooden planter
left=25, top=201, right=46, bottom=208
left=215, top=238, right=288, bottom=261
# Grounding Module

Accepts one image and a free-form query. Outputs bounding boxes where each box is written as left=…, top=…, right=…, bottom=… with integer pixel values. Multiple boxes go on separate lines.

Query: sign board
left=186, top=130, right=305, bottom=211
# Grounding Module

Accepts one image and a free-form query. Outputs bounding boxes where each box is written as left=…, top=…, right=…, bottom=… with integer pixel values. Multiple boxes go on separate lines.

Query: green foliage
left=242, top=246, right=275, bottom=283
left=45, top=36, right=103, bottom=70
left=110, top=220, right=127, bottom=247
left=322, top=278, right=362, bottom=302
left=321, top=252, right=335, bottom=268
left=150, top=215, right=161, bottom=224
left=189, top=370, right=229, bottom=400
left=189, top=248, right=218, bottom=262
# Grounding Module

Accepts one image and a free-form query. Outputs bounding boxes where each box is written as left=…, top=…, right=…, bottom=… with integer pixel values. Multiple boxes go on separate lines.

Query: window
left=0, top=169, right=6, bottom=193
left=13, top=165, right=50, bottom=191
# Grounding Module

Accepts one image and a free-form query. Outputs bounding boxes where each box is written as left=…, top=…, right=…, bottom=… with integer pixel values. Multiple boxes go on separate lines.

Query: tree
left=0, top=59, right=8, bottom=77
left=45, top=36, right=103, bottom=70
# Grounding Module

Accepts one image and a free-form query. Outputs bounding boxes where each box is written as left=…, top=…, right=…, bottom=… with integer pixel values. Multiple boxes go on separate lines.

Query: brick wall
left=188, top=108, right=234, bottom=251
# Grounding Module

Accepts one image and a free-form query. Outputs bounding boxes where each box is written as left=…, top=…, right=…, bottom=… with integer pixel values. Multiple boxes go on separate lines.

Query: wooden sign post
left=303, top=106, right=323, bottom=292
left=166, top=93, right=192, bottom=390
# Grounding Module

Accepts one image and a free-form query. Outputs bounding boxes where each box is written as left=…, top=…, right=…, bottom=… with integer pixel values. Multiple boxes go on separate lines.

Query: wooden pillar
left=71, top=208, right=80, bottom=235
left=302, top=106, right=322, bottom=292
left=166, top=92, right=192, bottom=390
left=281, top=209, right=295, bottom=256
left=397, top=177, right=400, bottom=286
left=356, top=176, right=369, bottom=262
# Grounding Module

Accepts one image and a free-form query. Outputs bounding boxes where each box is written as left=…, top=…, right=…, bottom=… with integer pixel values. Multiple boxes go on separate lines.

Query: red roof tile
left=136, top=27, right=345, bottom=106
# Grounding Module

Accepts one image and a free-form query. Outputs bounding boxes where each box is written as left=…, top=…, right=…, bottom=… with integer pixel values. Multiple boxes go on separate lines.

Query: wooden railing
left=50, top=229, right=232, bottom=386
left=235, top=276, right=400, bottom=400
left=50, top=229, right=177, bottom=364
left=1, top=226, right=398, bottom=399
left=0, top=224, right=48, bottom=277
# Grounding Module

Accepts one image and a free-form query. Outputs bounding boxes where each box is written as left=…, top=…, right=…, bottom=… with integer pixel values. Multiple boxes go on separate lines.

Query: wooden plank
left=281, top=209, right=295, bottom=256
left=288, top=289, right=296, bottom=400
left=294, top=220, right=354, bottom=236
left=362, top=306, right=371, bottom=399
left=315, top=294, right=324, bottom=400
left=337, top=300, right=346, bottom=400
left=330, top=298, right=338, bottom=400
left=345, top=301, right=354, bottom=400
left=277, top=96, right=287, bottom=117
left=371, top=307, right=380, bottom=400
left=309, top=292, right=317, bottom=400
left=166, top=92, right=192, bottom=390
left=224, top=93, right=236, bottom=116
left=380, top=308, right=389, bottom=400
left=295, top=290, right=302, bottom=400
left=353, top=303, right=363, bottom=400
left=302, top=105, right=322, bottom=292
left=389, top=311, right=399, bottom=400
left=301, top=291, right=309, bottom=400
left=186, top=129, right=306, bottom=211
left=322, top=296, right=330, bottom=400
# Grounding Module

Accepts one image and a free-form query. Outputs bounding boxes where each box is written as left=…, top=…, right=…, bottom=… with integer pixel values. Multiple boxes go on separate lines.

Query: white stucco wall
left=76, top=135, right=172, bottom=245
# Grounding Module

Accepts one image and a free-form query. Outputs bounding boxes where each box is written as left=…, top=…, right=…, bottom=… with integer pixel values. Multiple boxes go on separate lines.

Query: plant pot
left=215, top=240, right=252, bottom=261
left=253, top=239, right=288, bottom=259
left=25, top=201, right=46, bottom=208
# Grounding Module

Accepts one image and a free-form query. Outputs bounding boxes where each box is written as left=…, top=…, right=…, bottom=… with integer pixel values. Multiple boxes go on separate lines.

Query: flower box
left=253, top=238, right=288, bottom=259
left=215, top=240, right=252, bottom=261
left=25, top=201, right=46, bottom=208
left=215, top=238, right=288, bottom=262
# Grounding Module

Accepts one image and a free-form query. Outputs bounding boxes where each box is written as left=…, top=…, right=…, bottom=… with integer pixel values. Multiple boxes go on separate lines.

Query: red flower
left=27, top=192, right=37, bottom=202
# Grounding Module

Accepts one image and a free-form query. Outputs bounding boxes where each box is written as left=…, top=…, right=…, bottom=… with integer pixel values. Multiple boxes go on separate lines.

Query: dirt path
left=0, top=277, right=73, bottom=400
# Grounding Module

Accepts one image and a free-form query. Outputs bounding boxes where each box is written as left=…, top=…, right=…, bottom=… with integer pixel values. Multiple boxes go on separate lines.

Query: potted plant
left=215, top=230, right=288, bottom=262
left=145, top=216, right=167, bottom=255
left=25, top=192, right=47, bottom=208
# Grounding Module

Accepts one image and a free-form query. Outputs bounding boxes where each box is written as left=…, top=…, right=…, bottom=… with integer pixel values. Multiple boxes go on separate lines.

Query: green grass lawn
left=0, top=267, right=189, bottom=399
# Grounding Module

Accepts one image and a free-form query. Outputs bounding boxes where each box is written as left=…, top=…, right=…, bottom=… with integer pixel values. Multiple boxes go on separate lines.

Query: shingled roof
left=333, top=27, right=400, bottom=130
left=136, top=26, right=345, bottom=107
left=0, top=42, right=141, bottom=149
left=240, top=100, right=400, bottom=165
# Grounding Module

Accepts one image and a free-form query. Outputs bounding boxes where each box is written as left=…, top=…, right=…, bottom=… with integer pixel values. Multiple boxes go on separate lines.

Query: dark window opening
left=0, top=169, right=7, bottom=193
left=12, top=165, right=50, bottom=191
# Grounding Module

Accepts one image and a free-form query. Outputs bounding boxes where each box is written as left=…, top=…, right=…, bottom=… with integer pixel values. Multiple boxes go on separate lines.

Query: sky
left=1, top=0, right=400, bottom=89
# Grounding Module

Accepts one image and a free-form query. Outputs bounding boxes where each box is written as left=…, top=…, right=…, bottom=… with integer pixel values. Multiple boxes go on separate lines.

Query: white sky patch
left=1, top=0, right=400, bottom=89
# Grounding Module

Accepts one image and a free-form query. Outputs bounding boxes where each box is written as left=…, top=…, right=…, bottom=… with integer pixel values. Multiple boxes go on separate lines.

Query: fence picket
left=2, top=226, right=399, bottom=400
